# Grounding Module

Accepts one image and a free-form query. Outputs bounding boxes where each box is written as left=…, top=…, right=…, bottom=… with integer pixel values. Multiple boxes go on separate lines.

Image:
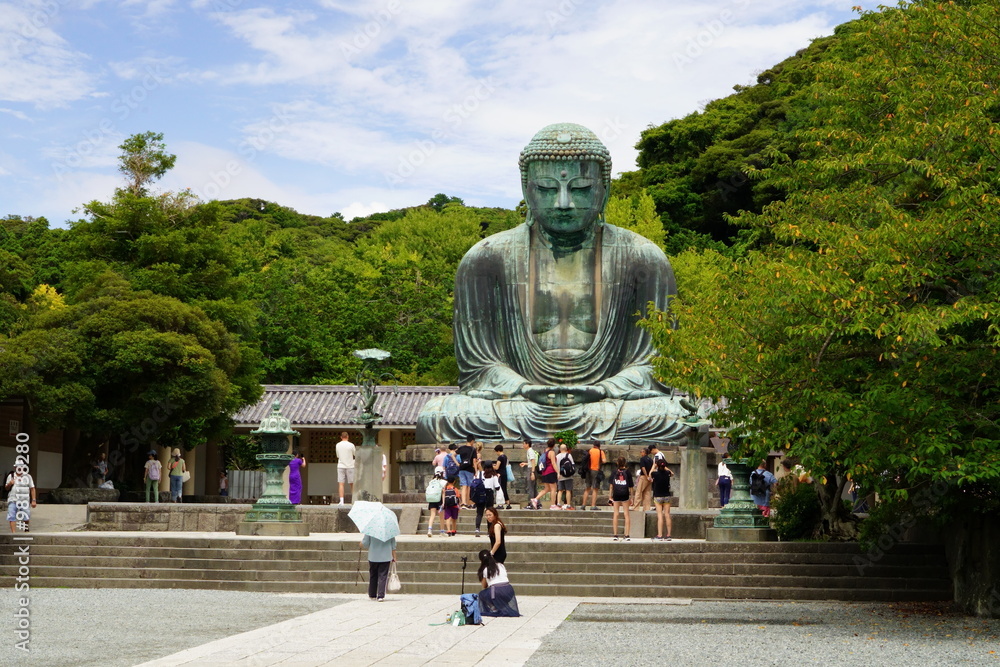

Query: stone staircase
left=0, top=533, right=952, bottom=602
left=417, top=507, right=715, bottom=539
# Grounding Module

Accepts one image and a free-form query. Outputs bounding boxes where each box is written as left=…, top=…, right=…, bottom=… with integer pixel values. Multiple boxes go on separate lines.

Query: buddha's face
left=525, top=160, right=605, bottom=237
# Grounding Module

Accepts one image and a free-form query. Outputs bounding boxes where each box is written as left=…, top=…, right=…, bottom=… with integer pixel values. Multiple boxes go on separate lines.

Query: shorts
left=557, top=479, right=574, bottom=491
left=338, top=467, right=355, bottom=484
left=6, top=501, right=28, bottom=522
left=541, top=472, right=557, bottom=484
left=442, top=505, right=459, bottom=521
left=585, top=469, right=600, bottom=489
left=458, top=470, right=474, bottom=487
left=654, top=496, right=671, bottom=505
left=427, top=502, right=442, bottom=511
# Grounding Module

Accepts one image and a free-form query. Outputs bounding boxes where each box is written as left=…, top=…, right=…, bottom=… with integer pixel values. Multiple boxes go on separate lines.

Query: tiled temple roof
left=233, top=385, right=457, bottom=428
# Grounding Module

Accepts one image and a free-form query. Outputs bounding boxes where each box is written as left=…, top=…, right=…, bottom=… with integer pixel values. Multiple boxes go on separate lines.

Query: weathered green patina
left=353, top=349, right=392, bottom=502
left=236, top=401, right=306, bottom=534
left=417, top=123, right=695, bottom=443
left=706, top=458, right=777, bottom=542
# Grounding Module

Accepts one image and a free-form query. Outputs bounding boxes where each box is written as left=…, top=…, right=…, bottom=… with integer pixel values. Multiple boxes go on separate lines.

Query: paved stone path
left=137, top=594, right=590, bottom=666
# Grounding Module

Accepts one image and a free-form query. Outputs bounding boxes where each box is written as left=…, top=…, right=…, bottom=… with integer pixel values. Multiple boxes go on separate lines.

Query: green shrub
left=223, top=435, right=264, bottom=471
left=553, top=430, right=578, bottom=448
left=772, top=480, right=821, bottom=541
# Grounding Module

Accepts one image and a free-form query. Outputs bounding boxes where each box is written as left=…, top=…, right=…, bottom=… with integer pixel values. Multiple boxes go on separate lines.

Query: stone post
left=679, top=426, right=708, bottom=509
left=353, top=424, right=384, bottom=503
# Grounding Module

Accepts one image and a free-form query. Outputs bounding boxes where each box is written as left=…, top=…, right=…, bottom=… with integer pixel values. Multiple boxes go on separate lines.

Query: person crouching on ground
left=477, top=549, right=520, bottom=617
left=650, top=459, right=674, bottom=541
left=361, top=534, right=397, bottom=601
left=609, top=456, right=633, bottom=540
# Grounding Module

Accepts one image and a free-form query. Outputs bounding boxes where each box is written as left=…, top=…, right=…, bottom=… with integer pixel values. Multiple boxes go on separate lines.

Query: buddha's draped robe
left=416, top=222, right=689, bottom=443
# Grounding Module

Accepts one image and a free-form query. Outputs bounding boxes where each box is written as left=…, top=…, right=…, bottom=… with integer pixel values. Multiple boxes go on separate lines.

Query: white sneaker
left=427, top=530, right=433, bottom=537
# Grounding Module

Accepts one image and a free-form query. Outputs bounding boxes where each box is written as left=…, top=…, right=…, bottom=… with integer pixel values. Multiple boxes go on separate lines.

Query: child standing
left=442, top=477, right=461, bottom=536
left=143, top=451, right=161, bottom=503
left=425, top=466, right=447, bottom=537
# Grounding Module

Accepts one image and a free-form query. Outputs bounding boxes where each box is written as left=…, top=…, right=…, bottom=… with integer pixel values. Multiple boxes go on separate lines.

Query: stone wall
left=86, top=502, right=384, bottom=533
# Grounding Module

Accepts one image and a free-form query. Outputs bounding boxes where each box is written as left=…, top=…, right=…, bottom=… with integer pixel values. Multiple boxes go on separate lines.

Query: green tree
left=605, top=190, right=666, bottom=251
left=646, top=1, right=1000, bottom=540
left=117, top=131, right=177, bottom=196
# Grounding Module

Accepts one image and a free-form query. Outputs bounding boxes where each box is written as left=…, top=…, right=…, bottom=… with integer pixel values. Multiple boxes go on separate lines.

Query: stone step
left=0, top=542, right=942, bottom=567
left=0, top=531, right=944, bottom=558
left=10, top=576, right=948, bottom=602
left=0, top=564, right=949, bottom=593
left=1, top=554, right=947, bottom=579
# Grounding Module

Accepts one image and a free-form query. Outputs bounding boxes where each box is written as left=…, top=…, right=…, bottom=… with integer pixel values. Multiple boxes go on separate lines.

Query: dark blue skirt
left=479, top=582, right=520, bottom=617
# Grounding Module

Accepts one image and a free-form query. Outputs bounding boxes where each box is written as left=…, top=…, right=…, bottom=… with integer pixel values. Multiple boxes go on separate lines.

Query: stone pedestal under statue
left=679, top=425, right=708, bottom=509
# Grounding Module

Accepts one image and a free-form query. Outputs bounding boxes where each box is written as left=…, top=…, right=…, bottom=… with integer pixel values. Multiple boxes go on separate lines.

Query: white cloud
left=0, top=2, right=96, bottom=108
left=0, top=107, right=31, bottom=121
left=340, top=200, right=389, bottom=220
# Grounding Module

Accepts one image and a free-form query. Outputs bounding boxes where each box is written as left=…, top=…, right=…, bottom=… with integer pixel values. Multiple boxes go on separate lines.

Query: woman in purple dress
left=288, top=451, right=306, bottom=505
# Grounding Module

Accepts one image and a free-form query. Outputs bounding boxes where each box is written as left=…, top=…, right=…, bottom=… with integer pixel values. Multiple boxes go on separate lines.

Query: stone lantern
left=706, top=458, right=777, bottom=542
left=236, top=401, right=309, bottom=536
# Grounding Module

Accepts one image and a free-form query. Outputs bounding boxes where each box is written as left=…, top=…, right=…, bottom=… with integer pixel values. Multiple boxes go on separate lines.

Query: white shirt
left=336, top=440, right=356, bottom=470
left=6, top=473, right=34, bottom=502
left=486, top=563, right=510, bottom=587
left=718, top=462, right=731, bottom=478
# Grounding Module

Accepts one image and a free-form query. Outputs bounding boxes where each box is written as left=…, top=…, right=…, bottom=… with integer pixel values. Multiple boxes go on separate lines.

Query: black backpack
left=559, top=454, right=575, bottom=478
left=750, top=470, right=769, bottom=496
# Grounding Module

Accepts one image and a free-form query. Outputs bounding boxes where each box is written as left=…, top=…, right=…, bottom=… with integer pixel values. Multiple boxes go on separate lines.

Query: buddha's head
left=519, top=123, right=611, bottom=240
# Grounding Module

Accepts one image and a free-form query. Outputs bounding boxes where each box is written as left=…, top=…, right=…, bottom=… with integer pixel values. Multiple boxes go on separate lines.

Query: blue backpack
left=470, top=477, right=487, bottom=505
left=460, top=593, right=481, bottom=625
left=443, top=453, right=459, bottom=479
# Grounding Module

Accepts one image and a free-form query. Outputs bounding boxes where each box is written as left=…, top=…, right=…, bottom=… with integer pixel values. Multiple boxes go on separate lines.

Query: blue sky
left=1, top=0, right=861, bottom=226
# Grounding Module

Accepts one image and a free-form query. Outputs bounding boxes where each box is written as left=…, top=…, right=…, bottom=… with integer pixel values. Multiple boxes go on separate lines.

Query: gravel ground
left=526, top=600, right=1000, bottom=666
left=0, top=588, right=347, bottom=667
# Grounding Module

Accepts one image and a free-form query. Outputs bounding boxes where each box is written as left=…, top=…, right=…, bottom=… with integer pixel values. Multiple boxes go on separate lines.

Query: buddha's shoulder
left=460, top=224, right=529, bottom=262
left=603, top=224, right=669, bottom=261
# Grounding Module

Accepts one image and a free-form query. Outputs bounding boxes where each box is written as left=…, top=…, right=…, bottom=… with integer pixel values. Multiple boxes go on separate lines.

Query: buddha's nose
left=556, top=183, right=573, bottom=209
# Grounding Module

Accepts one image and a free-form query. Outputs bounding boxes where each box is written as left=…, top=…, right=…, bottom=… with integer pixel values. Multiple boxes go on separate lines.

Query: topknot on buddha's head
left=519, top=123, right=612, bottom=192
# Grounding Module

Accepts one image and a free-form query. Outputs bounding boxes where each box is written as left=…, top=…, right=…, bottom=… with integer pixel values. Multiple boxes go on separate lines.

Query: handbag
left=506, top=463, right=515, bottom=482
left=387, top=561, right=401, bottom=592
left=181, top=471, right=191, bottom=483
